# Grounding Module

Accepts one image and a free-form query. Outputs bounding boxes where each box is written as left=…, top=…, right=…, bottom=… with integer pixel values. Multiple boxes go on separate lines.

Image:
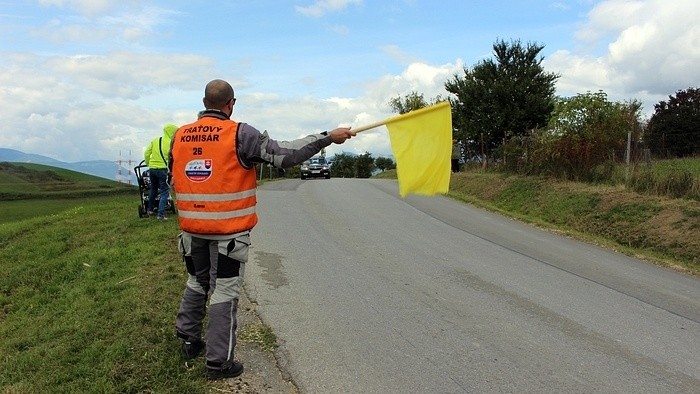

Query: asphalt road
left=244, top=178, right=700, bottom=393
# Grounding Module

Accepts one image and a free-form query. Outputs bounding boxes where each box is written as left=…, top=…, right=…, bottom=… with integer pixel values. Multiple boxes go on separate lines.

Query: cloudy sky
left=1, top=0, right=698, bottom=164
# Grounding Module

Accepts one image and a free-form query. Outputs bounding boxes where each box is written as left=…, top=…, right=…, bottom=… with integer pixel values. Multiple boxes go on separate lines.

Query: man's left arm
left=236, top=123, right=333, bottom=169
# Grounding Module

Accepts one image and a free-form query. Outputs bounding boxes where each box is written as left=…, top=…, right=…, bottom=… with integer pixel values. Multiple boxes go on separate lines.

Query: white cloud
left=544, top=0, right=700, bottom=117
left=364, top=60, right=462, bottom=106
left=295, top=0, right=363, bottom=18
left=42, top=52, right=214, bottom=98
left=551, top=2, right=570, bottom=12
left=381, top=45, right=423, bottom=65
left=31, top=4, right=174, bottom=44
left=38, top=0, right=139, bottom=18
left=574, top=0, right=646, bottom=43
left=32, top=22, right=110, bottom=43
left=330, top=24, right=350, bottom=35
left=545, top=50, right=612, bottom=92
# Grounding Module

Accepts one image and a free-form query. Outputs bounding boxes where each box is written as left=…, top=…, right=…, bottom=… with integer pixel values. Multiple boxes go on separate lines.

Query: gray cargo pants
left=175, top=231, right=248, bottom=368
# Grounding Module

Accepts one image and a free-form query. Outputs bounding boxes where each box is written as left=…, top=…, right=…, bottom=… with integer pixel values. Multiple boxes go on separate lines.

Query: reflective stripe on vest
left=177, top=189, right=256, bottom=219
left=178, top=206, right=256, bottom=220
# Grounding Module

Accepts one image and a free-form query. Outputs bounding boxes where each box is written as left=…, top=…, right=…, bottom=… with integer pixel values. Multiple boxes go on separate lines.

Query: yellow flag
left=385, top=101, right=452, bottom=197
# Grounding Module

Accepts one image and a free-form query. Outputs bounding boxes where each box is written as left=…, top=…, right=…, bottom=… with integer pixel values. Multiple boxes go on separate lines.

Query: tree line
left=328, top=153, right=395, bottom=178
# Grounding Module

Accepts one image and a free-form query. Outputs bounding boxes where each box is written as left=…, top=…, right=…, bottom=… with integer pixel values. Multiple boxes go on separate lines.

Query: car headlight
left=301, top=165, right=308, bottom=170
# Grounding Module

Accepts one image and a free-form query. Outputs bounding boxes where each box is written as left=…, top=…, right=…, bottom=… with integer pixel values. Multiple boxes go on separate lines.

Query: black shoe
left=206, top=361, right=244, bottom=380
left=181, top=340, right=205, bottom=360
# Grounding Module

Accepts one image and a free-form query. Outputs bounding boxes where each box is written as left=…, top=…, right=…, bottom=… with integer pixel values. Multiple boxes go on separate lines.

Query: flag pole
left=352, top=119, right=386, bottom=134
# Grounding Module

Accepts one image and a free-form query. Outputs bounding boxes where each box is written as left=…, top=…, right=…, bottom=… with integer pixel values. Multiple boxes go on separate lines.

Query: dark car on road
left=301, top=156, right=330, bottom=180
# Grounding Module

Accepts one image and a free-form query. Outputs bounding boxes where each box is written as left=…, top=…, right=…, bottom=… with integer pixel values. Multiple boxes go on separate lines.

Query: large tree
left=374, top=156, right=395, bottom=172
left=388, top=91, right=445, bottom=114
left=355, top=152, right=375, bottom=178
left=645, top=87, right=700, bottom=157
left=388, top=91, right=429, bottom=114
left=445, top=39, right=559, bottom=156
left=330, top=153, right=356, bottom=178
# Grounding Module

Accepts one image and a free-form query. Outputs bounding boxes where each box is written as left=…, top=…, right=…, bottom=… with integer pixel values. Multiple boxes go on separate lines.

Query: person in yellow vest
left=170, top=79, right=355, bottom=380
left=144, top=123, right=177, bottom=220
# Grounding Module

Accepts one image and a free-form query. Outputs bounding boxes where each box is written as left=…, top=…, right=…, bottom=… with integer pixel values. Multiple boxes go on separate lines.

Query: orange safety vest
left=171, top=116, right=258, bottom=234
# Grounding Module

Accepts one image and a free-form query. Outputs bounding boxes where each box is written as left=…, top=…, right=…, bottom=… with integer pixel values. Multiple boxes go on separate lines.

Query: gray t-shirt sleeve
left=236, top=123, right=333, bottom=169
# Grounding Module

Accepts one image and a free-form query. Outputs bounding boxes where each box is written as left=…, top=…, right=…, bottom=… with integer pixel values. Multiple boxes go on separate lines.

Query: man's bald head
left=203, top=79, right=235, bottom=110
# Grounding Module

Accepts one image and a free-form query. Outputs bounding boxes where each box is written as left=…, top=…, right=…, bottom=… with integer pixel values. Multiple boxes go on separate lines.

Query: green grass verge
left=0, top=196, right=138, bottom=224
left=0, top=196, right=210, bottom=393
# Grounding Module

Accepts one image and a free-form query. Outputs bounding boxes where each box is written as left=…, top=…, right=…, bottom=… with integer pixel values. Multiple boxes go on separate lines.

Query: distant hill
left=0, top=148, right=138, bottom=185
left=0, top=161, right=136, bottom=200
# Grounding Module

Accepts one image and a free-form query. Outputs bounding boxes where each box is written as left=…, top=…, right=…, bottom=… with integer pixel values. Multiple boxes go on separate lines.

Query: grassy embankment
left=0, top=163, right=273, bottom=393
